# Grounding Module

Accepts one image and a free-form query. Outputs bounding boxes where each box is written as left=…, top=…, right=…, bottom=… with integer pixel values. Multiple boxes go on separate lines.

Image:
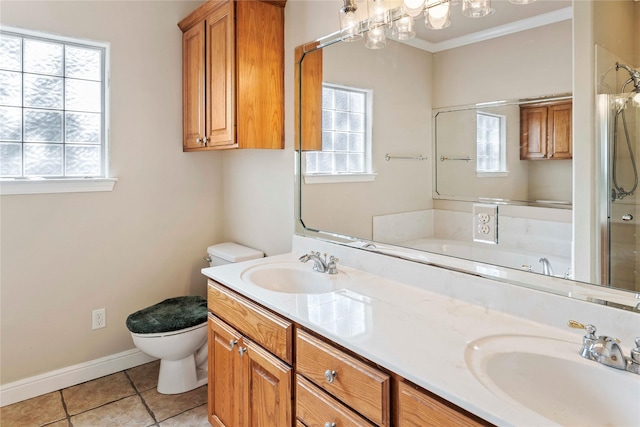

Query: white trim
left=477, top=171, right=509, bottom=178
left=0, top=348, right=156, bottom=407
left=0, top=178, right=117, bottom=195
left=402, top=7, right=572, bottom=53
left=304, top=173, right=377, bottom=184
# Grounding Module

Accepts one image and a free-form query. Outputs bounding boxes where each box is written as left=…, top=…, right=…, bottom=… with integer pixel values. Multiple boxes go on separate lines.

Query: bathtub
left=392, top=238, right=572, bottom=278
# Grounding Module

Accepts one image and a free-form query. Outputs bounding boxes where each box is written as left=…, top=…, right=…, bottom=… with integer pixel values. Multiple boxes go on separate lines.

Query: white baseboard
left=0, top=349, right=156, bottom=407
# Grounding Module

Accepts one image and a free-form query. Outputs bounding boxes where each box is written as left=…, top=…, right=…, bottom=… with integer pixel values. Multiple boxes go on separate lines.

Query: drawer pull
left=324, top=369, right=337, bottom=384
left=324, top=423, right=336, bottom=427
left=230, top=339, right=238, bottom=349
left=239, top=347, right=247, bottom=356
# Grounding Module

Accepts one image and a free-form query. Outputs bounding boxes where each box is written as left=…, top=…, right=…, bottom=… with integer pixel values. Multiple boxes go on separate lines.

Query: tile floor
left=1, top=361, right=210, bottom=427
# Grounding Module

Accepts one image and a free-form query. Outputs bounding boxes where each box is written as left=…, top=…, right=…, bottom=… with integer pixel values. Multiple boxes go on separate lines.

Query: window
left=304, top=83, right=373, bottom=182
left=0, top=28, right=110, bottom=188
left=476, top=112, right=506, bottom=174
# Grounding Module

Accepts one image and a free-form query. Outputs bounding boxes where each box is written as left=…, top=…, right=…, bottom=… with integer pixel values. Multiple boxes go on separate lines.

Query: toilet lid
left=126, top=296, right=207, bottom=334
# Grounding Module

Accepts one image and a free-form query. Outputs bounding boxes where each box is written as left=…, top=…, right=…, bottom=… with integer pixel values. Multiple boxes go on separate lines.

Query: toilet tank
left=206, top=242, right=263, bottom=267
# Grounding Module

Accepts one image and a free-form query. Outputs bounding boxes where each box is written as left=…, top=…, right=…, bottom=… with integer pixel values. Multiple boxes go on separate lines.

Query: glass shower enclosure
left=600, top=91, right=640, bottom=292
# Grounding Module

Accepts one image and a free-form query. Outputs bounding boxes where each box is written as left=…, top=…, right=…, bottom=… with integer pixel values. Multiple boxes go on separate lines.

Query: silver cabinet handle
left=203, top=136, right=209, bottom=145
left=196, top=137, right=203, bottom=144
left=324, top=423, right=336, bottom=427
left=229, top=339, right=238, bottom=349
left=238, top=347, right=247, bottom=356
left=622, top=214, right=634, bottom=222
left=324, top=369, right=337, bottom=384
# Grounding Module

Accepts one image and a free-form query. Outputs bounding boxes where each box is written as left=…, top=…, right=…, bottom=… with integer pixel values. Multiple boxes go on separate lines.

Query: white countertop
left=202, top=237, right=640, bottom=426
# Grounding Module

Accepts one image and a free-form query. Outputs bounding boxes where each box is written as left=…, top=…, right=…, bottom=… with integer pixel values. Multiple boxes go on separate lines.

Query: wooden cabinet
left=396, top=381, right=491, bottom=427
left=178, top=0, right=285, bottom=151
left=207, top=281, right=293, bottom=426
left=520, top=100, right=572, bottom=160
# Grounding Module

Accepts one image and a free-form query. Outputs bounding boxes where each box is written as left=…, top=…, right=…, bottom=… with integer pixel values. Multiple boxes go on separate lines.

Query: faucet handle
left=326, top=256, right=339, bottom=274
left=568, top=320, right=598, bottom=359
left=630, top=337, right=640, bottom=365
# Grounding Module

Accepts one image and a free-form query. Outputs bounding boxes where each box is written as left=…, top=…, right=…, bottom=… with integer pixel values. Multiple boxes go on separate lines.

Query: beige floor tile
left=43, top=420, right=70, bottom=427
left=142, top=385, right=207, bottom=422
left=126, top=360, right=160, bottom=392
left=0, top=391, right=66, bottom=427
left=69, top=395, right=155, bottom=427
left=159, top=404, right=209, bottom=427
left=62, top=371, right=136, bottom=415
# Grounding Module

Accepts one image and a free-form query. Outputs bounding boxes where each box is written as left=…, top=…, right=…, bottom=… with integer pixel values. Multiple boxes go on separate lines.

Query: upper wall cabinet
left=520, top=100, right=572, bottom=160
left=178, top=0, right=286, bottom=151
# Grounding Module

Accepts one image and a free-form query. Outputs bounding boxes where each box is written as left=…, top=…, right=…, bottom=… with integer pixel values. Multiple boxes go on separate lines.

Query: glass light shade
left=392, top=17, right=416, bottom=40
left=403, top=0, right=425, bottom=17
left=365, top=27, right=387, bottom=49
left=340, top=10, right=363, bottom=41
left=425, top=1, right=451, bottom=29
left=462, top=0, right=492, bottom=18
left=509, top=0, right=535, bottom=4
left=368, top=0, right=388, bottom=27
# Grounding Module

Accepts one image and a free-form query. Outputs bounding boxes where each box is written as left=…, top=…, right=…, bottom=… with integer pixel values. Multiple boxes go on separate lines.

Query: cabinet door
left=208, top=315, right=243, bottom=427
left=235, top=0, right=284, bottom=149
left=520, top=105, right=548, bottom=160
left=547, top=101, right=572, bottom=159
left=205, top=1, right=235, bottom=148
left=397, top=381, right=489, bottom=427
left=182, top=23, right=205, bottom=150
left=242, top=339, right=292, bottom=427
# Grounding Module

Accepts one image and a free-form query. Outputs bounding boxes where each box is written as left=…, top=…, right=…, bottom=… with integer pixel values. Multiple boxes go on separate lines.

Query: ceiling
left=401, top=0, right=572, bottom=52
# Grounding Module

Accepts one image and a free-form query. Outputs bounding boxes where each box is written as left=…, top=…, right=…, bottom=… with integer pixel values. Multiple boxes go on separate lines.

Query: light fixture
left=461, top=0, right=493, bottom=18
left=392, top=16, right=416, bottom=40
left=425, top=0, right=451, bottom=30
left=366, top=26, right=387, bottom=49
left=339, top=0, right=363, bottom=41
left=341, top=0, right=535, bottom=49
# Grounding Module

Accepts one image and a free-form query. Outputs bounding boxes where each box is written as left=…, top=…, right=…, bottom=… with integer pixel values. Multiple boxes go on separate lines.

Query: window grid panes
left=476, top=112, right=506, bottom=173
left=306, top=84, right=369, bottom=175
left=0, top=30, right=106, bottom=178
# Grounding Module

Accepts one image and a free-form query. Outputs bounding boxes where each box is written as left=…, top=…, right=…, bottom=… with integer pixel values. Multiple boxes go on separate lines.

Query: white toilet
left=126, top=243, right=263, bottom=394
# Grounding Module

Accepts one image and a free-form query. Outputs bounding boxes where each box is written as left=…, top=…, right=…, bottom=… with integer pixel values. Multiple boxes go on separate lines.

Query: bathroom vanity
left=202, top=236, right=640, bottom=427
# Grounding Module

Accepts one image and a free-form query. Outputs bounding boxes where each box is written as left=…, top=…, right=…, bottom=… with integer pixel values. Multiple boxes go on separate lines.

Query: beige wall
left=0, top=0, right=223, bottom=384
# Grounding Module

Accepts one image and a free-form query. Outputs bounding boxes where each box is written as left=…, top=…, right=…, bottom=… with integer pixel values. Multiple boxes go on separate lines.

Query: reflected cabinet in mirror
left=295, top=0, right=640, bottom=301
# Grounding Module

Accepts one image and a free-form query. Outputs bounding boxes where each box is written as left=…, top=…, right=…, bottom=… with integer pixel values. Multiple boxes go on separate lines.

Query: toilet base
left=157, top=354, right=208, bottom=394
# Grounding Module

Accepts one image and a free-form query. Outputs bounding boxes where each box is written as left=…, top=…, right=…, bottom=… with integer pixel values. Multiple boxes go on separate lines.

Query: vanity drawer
left=207, top=279, right=292, bottom=363
left=296, top=329, right=390, bottom=426
left=297, top=375, right=375, bottom=427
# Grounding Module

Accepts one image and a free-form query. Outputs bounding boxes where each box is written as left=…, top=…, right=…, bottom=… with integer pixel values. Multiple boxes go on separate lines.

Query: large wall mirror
left=295, top=0, right=640, bottom=305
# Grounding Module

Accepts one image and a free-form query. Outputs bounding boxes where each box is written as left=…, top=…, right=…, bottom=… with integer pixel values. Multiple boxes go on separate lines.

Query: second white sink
left=465, top=334, right=640, bottom=426
left=241, top=262, right=350, bottom=294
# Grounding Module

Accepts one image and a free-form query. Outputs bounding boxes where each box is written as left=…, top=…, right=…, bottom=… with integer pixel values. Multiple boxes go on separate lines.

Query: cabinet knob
left=229, top=339, right=238, bottom=349
left=203, top=136, right=209, bottom=146
left=238, top=347, right=247, bottom=356
left=196, top=137, right=203, bottom=144
left=324, top=423, right=337, bottom=427
left=324, top=369, right=337, bottom=384
left=622, top=214, right=634, bottom=222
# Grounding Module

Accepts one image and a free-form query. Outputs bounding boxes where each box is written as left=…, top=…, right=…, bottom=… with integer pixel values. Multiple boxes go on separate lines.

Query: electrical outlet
left=473, top=203, right=498, bottom=244
left=92, top=308, right=106, bottom=330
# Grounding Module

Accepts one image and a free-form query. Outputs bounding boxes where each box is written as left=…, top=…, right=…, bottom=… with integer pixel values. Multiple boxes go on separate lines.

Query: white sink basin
left=465, top=334, right=640, bottom=426
left=241, top=262, right=350, bottom=294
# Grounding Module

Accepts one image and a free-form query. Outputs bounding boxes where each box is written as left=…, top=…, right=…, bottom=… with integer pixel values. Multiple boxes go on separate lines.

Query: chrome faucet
left=569, top=320, right=640, bottom=375
left=298, top=251, right=339, bottom=274
left=539, top=257, right=554, bottom=276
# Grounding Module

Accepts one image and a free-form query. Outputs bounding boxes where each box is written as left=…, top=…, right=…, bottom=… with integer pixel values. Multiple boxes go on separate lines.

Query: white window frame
left=303, top=82, right=375, bottom=184
left=0, top=26, right=116, bottom=195
left=476, top=111, right=508, bottom=178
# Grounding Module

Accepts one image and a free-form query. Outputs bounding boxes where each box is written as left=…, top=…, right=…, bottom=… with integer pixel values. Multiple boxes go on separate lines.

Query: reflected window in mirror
left=304, top=83, right=373, bottom=181
left=476, top=112, right=507, bottom=176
